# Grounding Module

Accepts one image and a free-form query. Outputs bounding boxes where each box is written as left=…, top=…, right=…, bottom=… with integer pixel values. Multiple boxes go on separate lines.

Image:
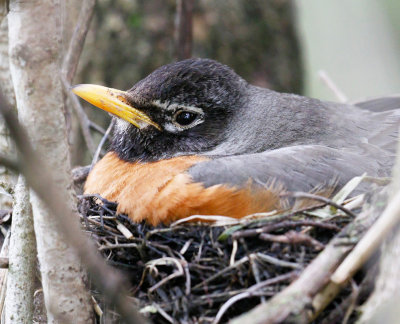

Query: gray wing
left=354, top=96, right=400, bottom=154
left=188, top=145, right=392, bottom=192
left=350, top=95, right=400, bottom=154
left=353, top=95, right=400, bottom=112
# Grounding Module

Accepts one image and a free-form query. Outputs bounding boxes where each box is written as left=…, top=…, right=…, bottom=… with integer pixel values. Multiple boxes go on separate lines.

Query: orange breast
left=84, top=152, right=283, bottom=225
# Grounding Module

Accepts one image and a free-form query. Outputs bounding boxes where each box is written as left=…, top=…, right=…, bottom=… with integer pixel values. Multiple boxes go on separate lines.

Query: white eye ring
left=170, top=106, right=205, bottom=130
left=150, top=100, right=205, bottom=131
left=173, top=110, right=199, bottom=127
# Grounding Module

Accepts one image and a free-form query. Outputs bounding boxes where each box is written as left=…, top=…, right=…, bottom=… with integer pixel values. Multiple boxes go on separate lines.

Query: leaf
left=218, top=225, right=243, bottom=241
left=331, top=173, right=367, bottom=205
left=307, top=173, right=366, bottom=218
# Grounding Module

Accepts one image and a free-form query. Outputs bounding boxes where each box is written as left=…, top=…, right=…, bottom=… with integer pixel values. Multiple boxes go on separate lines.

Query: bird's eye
left=174, top=110, right=198, bottom=126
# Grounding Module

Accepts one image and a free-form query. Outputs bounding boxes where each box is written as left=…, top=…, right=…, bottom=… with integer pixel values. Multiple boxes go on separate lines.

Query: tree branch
left=61, top=0, right=97, bottom=156
left=0, top=154, right=18, bottom=173
left=0, top=89, right=146, bottom=323
left=62, top=0, right=96, bottom=84
left=91, top=118, right=114, bottom=169
left=283, top=191, right=357, bottom=218
left=230, top=199, right=379, bottom=324
left=175, top=0, right=194, bottom=60
left=357, top=139, right=400, bottom=322
left=62, top=76, right=96, bottom=155
left=5, top=175, right=36, bottom=323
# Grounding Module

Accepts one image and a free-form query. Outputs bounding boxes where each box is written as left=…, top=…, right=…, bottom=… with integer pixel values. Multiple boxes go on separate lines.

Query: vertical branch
left=0, top=230, right=10, bottom=321
left=175, top=0, right=194, bottom=61
left=91, top=118, right=115, bottom=168
left=62, top=0, right=96, bottom=84
left=0, top=90, right=147, bottom=323
left=0, top=4, right=15, bottom=211
left=8, top=0, right=93, bottom=322
left=4, top=176, right=36, bottom=324
left=62, top=0, right=97, bottom=157
left=62, top=76, right=96, bottom=155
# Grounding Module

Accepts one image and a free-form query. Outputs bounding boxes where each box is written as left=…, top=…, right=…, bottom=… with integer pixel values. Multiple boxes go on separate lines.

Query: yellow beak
left=72, top=84, right=160, bottom=130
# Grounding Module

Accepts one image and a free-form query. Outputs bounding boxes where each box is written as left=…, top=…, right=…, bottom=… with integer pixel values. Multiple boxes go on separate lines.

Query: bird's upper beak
left=72, top=84, right=160, bottom=130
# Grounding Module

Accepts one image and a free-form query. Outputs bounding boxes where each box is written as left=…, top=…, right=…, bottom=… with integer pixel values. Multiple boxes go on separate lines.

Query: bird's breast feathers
left=84, top=152, right=283, bottom=225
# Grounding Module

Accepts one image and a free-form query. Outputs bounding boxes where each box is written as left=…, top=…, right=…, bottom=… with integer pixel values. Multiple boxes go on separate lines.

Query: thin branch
left=192, top=255, right=250, bottom=290
left=318, top=70, right=348, bottom=103
left=152, top=303, right=174, bottom=324
left=62, top=76, right=96, bottom=155
left=62, top=0, right=96, bottom=84
left=0, top=230, right=10, bottom=318
left=230, top=204, right=378, bottom=324
left=357, top=138, right=400, bottom=322
left=283, top=191, right=357, bottom=218
left=61, top=0, right=96, bottom=157
left=91, top=118, right=114, bottom=169
left=331, top=189, right=400, bottom=285
left=0, top=154, right=18, bottom=173
left=259, top=230, right=325, bottom=250
left=175, top=0, right=194, bottom=60
left=0, top=90, right=147, bottom=323
left=233, top=220, right=341, bottom=240
left=255, top=252, right=301, bottom=269
left=321, top=261, right=376, bottom=324
left=89, top=120, right=106, bottom=135
left=213, top=272, right=296, bottom=324
left=146, top=257, right=184, bottom=293
left=342, top=280, right=359, bottom=324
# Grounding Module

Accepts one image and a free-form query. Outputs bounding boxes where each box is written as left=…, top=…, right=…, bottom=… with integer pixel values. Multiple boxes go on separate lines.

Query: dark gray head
left=111, top=58, right=250, bottom=162
left=74, top=58, right=380, bottom=164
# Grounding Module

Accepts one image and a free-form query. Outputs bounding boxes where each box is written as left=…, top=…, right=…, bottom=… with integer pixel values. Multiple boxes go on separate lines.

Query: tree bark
left=0, top=230, right=10, bottom=321
left=8, top=1, right=93, bottom=322
left=0, top=5, right=16, bottom=211
left=5, top=176, right=36, bottom=324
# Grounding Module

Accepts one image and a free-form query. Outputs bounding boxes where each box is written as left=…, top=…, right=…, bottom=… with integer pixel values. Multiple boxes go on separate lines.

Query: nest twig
left=78, top=192, right=366, bottom=324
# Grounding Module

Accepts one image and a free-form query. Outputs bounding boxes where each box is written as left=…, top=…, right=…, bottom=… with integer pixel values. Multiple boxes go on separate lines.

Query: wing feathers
left=188, top=145, right=389, bottom=193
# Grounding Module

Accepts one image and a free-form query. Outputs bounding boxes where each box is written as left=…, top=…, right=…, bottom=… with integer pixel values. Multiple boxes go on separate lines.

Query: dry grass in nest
left=78, top=192, right=363, bottom=324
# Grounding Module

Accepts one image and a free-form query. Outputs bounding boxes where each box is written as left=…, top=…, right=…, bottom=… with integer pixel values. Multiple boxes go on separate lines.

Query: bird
left=72, top=58, right=400, bottom=225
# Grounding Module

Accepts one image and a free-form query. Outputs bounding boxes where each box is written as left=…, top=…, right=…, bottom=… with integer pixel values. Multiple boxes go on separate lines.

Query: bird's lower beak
left=72, top=84, right=160, bottom=130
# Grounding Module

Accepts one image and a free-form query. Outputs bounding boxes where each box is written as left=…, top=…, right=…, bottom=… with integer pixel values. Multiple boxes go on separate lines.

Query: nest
left=78, top=193, right=363, bottom=324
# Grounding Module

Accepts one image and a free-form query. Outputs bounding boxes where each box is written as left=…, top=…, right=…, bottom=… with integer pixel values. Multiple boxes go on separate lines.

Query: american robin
left=72, top=58, right=400, bottom=225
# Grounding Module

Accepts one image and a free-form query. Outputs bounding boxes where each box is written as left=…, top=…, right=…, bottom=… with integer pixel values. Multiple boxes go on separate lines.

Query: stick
left=62, top=0, right=96, bottom=84
left=283, top=191, right=357, bottom=218
left=331, top=190, right=400, bottom=284
left=91, top=118, right=114, bottom=169
left=213, top=272, right=296, bottom=324
left=0, top=231, right=10, bottom=319
left=318, top=70, right=348, bottom=103
left=230, top=205, right=377, bottom=324
left=0, top=154, right=18, bottom=173
left=62, top=76, right=96, bottom=155
left=0, top=90, right=147, bottom=323
left=175, top=0, right=194, bottom=60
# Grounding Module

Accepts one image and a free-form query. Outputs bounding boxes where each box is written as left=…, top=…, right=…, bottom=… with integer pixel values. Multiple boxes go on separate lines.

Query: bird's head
left=73, top=58, right=248, bottom=162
